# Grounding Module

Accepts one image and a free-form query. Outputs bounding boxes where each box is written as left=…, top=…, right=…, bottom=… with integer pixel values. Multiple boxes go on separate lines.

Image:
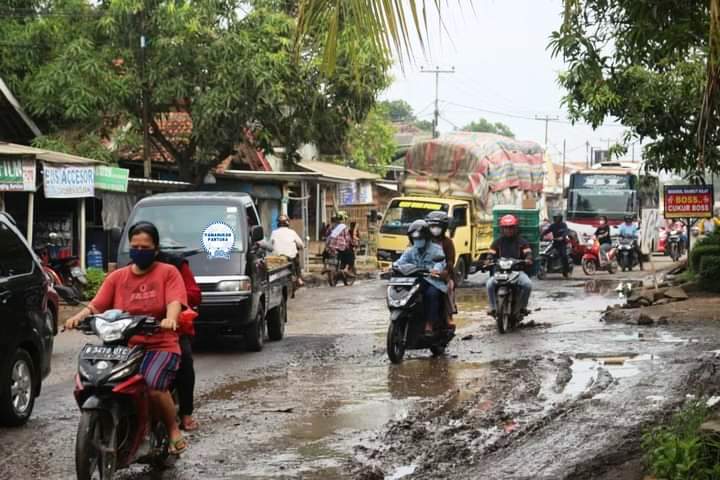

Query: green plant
left=699, top=256, right=720, bottom=292
left=642, top=401, right=720, bottom=480
left=84, top=268, right=106, bottom=299
left=690, top=245, right=720, bottom=272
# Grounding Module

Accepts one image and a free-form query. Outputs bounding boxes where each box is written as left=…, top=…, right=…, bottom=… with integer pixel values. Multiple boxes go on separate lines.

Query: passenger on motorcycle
left=486, top=215, right=533, bottom=317
left=394, top=220, right=448, bottom=334
left=426, top=211, right=457, bottom=322
left=594, top=215, right=613, bottom=263
left=619, top=215, right=643, bottom=270
left=65, top=222, right=188, bottom=455
left=540, top=212, right=570, bottom=277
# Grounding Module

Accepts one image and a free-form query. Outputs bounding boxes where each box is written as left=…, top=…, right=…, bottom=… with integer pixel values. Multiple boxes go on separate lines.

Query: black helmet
left=552, top=211, right=563, bottom=222
left=624, top=215, right=633, bottom=222
left=426, top=211, right=450, bottom=232
left=407, top=219, right=431, bottom=243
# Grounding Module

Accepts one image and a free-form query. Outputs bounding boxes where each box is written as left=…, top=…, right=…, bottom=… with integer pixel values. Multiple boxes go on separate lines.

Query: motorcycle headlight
left=387, top=284, right=419, bottom=308
left=499, top=259, right=513, bottom=270
left=93, top=318, right=133, bottom=343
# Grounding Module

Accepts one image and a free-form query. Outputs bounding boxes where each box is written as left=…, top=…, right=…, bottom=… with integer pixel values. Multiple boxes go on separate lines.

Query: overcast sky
left=381, top=0, right=636, bottom=164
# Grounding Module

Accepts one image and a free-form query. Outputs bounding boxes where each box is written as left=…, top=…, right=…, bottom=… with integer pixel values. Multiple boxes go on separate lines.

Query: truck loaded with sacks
left=376, top=132, right=547, bottom=284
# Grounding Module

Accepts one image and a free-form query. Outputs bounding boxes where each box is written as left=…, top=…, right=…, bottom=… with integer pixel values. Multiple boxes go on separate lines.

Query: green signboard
left=0, top=160, right=23, bottom=184
left=94, top=166, right=129, bottom=192
left=0, top=159, right=36, bottom=191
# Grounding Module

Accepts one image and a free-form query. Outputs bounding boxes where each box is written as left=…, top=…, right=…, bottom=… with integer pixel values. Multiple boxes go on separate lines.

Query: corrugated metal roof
left=217, top=169, right=347, bottom=184
left=0, top=142, right=104, bottom=165
left=298, top=161, right=380, bottom=181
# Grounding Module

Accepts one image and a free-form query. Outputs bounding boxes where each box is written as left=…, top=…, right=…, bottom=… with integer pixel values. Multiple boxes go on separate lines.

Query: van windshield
left=120, top=204, right=245, bottom=253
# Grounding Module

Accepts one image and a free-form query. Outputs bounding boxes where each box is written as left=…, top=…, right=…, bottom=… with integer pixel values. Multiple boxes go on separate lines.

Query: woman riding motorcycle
left=426, top=211, right=457, bottom=322
left=394, top=220, right=448, bottom=334
left=65, top=222, right=188, bottom=454
left=594, top=215, right=614, bottom=263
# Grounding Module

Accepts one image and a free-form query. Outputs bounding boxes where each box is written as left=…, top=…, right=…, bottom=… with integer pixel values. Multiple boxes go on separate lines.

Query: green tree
left=345, top=104, right=396, bottom=174
left=413, top=119, right=433, bottom=132
left=0, top=0, right=389, bottom=182
left=550, top=1, right=718, bottom=174
left=379, top=99, right=415, bottom=122
left=461, top=118, right=515, bottom=137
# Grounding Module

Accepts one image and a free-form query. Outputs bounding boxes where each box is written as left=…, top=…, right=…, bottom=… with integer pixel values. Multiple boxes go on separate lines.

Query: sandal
left=180, top=418, right=200, bottom=431
left=169, top=436, right=188, bottom=455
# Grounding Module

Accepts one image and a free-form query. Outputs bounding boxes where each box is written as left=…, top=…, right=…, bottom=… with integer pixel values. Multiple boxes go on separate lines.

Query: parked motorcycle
left=385, top=264, right=455, bottom=363
left=488, top=258, right=530, bottom=334
left=55, top=286, right=176, bottom=480
left=617, top=237, right=641, bottom=272
left=666, top=229, right=684, bottom=262
left=323, top=249, right=355, bottom=287
left=581, top=240, right=617, bottom=275
left=536, top=239, right=574, bottom=279
left=35, top=232, right=87, bottom=298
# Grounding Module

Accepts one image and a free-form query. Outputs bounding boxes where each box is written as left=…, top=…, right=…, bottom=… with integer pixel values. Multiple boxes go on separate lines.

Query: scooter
left=666, top=229, right=684, bottom=262
left=385, top=264, right=455, bottom=363
left=35, top=232, right=87, bottom=298
left=488, top=258, right=530, bottom=334
left=55, top=287, right=176, bottom=480
left=617, top=237, right=642, bottom=271
left=581, top=239, right=617, bottom=275
left=537, top=238, right=574, bottom=279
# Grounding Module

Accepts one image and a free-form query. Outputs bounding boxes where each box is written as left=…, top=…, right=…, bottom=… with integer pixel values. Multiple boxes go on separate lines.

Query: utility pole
left=139, top=3, right=151, bottom=179
left=562, top=139, right=567, bottom=193
left=535, top=114, right=559, bottom=147
left=585, top=140, right=590, bottom=168
left=421, top=66, right=455, bottom=139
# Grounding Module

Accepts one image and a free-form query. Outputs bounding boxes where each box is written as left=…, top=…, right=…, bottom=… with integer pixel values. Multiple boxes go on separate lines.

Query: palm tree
left=296, top=0, right=446, bottom=73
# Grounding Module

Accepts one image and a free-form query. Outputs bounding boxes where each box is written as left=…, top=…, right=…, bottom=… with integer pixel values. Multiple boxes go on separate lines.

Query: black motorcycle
left=488, top=258, right=530, bottom=334
left=536, top=238, right=573, bottom=279
left=617, top=237, right=642, bottom=271
left=56, top=287, right=176, bottom=479
left=385, top=264, right=455, bottom=364
left=666, top=229, right=684, bottom=262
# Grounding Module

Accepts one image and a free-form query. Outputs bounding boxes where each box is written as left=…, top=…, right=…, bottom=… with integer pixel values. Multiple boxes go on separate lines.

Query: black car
left=0, top=212, right=54, bottom=426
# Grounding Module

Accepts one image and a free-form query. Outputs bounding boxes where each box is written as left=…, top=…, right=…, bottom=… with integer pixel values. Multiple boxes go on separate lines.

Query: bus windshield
left=568, top=190, right=636, bottom=220
left=380, top=200, right=449, bottom=235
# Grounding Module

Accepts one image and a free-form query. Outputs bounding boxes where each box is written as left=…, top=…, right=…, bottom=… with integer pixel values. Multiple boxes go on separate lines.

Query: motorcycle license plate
left=669, top=236, right=680, bottom=241
left=71, top=266, right=84, bottom=277
left=81, top=344, right=130, bottom=361
left=495, top=273, right=509, bottom=281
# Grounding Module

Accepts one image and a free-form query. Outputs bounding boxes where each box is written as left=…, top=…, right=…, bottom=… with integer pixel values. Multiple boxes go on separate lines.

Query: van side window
left=0, top=223, right=33, bottom=279
left=452, top=206, right=468, bottom=227
left=246, top=206, right=260, bottom=227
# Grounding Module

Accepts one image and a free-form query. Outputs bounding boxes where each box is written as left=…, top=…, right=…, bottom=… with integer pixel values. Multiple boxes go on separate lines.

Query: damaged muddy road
left=2, top=265, right=720, bottom=480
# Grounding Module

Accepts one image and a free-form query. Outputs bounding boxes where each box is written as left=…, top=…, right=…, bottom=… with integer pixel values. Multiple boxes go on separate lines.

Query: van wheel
left=245, top=305, right=266, bottom=352
left=0, top=349, right=36, bottom=426
left=267, top=297, right=287, bottom=341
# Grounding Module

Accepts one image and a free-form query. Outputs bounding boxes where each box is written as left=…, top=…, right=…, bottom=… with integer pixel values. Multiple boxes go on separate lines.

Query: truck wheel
left=454, top=258, right=467, bottom=287
left=245, top=305, right=266, bottom=352
left=0, top=348, right=36, bottom=427
left=267, top=297, right=287, bottom=341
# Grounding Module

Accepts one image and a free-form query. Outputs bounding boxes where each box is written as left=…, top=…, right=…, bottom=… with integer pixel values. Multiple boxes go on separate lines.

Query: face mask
left=430, top=227, right=443, bottom=237
left=413, top=239, right=426, bottom=249
left=130, top=248, right=156, bottom=270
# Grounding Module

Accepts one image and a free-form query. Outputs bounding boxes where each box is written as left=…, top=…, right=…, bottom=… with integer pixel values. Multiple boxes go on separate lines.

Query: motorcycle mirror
left=54, top=285, right=80, bottom=305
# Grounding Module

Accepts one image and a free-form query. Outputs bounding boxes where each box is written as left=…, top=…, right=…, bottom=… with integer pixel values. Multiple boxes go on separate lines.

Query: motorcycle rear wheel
left=76, top=410, right=116, bottom=480
left=430, top=344, right=446, bottom=356
left=386, top=320, right=407, bottom=364
left=536, top=261, right=547, bottom=280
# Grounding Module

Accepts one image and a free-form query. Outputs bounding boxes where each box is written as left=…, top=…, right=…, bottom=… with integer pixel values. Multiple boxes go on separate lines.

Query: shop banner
left=664, top=185, right=714, bottom=219
left=95, top=166, right=129, bottom=192
left=0, top=159, right=36, bottom=191
left=338, top=181, right=373, bottom=205
left=43, top=164, right=95, bottom=198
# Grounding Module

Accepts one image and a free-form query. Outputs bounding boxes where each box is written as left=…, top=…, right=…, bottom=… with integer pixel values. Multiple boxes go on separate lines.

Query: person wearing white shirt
left=271, top=215, right=305, bottom=285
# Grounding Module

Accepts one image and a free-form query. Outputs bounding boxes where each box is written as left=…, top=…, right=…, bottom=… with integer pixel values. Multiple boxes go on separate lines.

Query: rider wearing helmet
left=619, top=214, right=643, bottom=270
left=426, top=211, right=457, bottom=322
left=540, top=211, right=571, bottom=277
left=486, top=215, right=533, bottom=317
left=394, top=220, right=448, bottom=333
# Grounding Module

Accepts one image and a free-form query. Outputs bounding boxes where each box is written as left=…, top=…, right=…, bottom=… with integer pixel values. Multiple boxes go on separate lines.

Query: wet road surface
left=2, top=260, right=718, bottom=480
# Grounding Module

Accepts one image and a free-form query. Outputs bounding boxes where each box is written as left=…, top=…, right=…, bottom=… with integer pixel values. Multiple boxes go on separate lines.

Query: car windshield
left=380, top=200, right=449, bottom=235
left=120, top=204, right=246, bottom=253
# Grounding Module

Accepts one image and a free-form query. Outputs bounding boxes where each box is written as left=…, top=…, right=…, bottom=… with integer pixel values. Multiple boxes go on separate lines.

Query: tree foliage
left=461, top=118, right=514, bottom=137
left=0, top=0, right=390, bottom=182
left=550, top=0, right=719, bottom=174
left=380, top=99, right=415, bottom=122
left=345, top=104, right=396, bottom=174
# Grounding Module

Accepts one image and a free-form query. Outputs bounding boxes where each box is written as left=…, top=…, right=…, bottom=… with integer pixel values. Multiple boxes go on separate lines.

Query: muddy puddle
left=197, top=360, right=490, bottom=478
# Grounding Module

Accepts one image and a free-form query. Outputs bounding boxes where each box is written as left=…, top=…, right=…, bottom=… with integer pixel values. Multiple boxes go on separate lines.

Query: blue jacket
left=394, top=242, right=448, bottom=293
left=619, top=223, right=638, bottom=238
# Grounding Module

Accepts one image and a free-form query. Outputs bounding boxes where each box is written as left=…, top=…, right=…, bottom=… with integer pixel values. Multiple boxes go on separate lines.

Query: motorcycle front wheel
left=387, top=320, right=407, bottom=364
left=496, top=297, right=510, bottom=334
left=76, top=410, right=116, bottom=480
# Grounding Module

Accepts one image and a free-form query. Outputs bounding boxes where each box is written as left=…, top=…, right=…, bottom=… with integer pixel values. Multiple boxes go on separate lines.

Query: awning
left=0, top=142, right=103, bottom=165
left=217, top=169, right=348, bottom=184
left=297, top=160, right=380, bottom=182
